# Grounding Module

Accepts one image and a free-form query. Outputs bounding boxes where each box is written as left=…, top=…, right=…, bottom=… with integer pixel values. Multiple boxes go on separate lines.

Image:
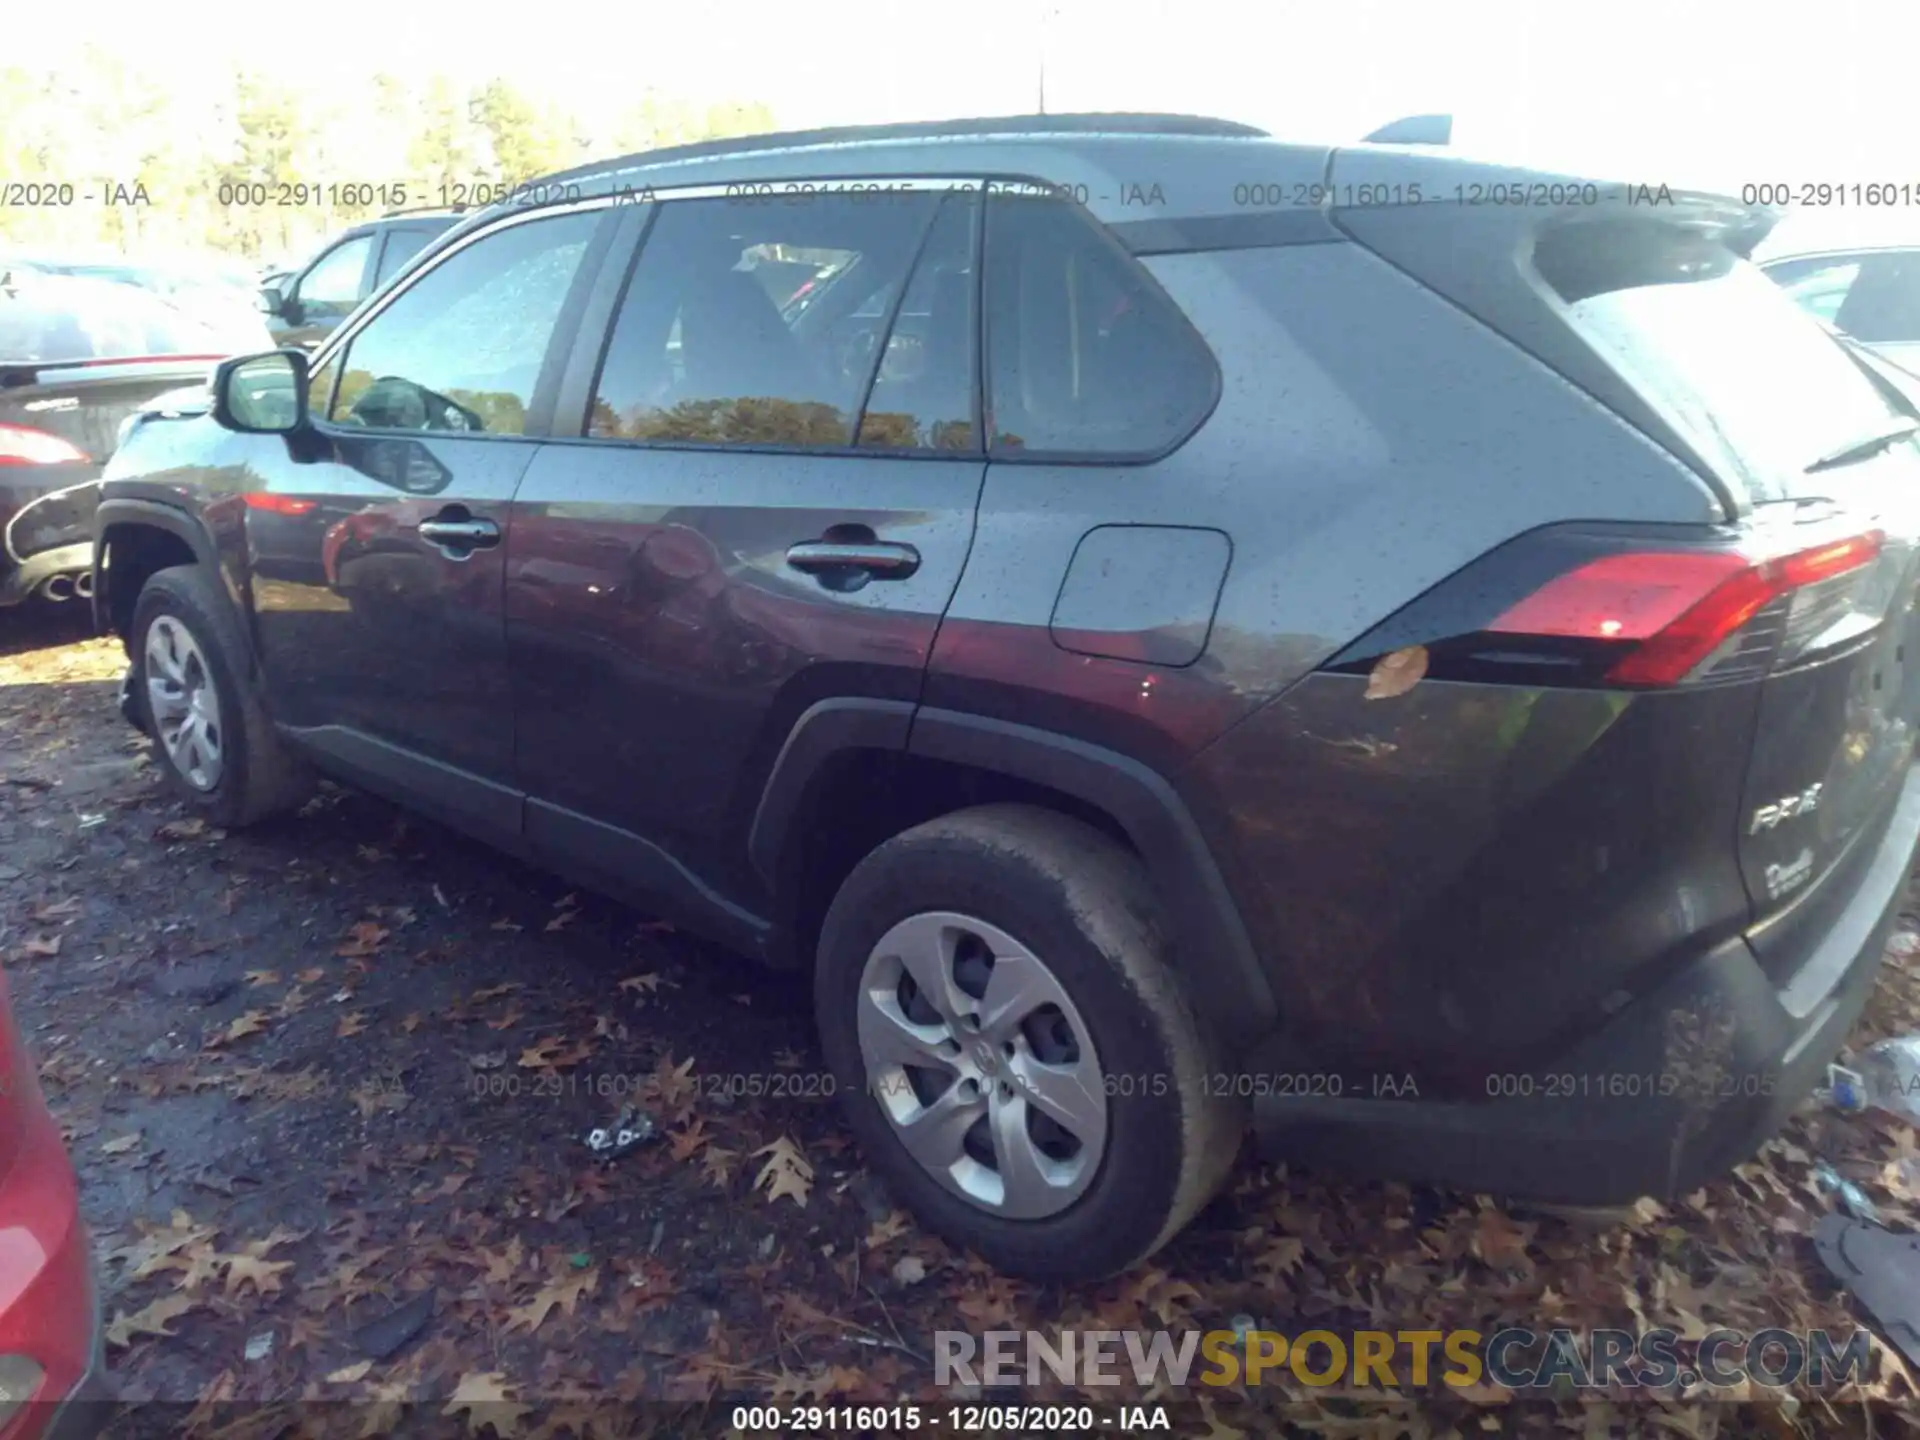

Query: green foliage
left=0, top=57, right=776, bottom=260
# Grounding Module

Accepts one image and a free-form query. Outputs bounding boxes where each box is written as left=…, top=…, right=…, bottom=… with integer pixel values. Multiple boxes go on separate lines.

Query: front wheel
left=815, top=804, right=1245, bottom=1281
left=131, top=565, right=311, bottom=827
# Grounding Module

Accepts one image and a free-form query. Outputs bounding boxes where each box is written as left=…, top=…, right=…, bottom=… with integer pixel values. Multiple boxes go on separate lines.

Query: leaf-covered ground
left=3, top=606, right=1919, bottom=1438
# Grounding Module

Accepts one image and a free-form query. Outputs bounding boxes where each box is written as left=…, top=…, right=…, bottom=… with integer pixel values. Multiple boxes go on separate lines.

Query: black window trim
left=562, top=174, right=992, bottom=463
left=978, top=172, right=1223, bottom=467
left=304, top=198, right=627, bottom=445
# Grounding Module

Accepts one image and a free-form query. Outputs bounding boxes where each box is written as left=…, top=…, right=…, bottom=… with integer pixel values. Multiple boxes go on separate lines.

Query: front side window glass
left=328, top=210, right=601, bottom=436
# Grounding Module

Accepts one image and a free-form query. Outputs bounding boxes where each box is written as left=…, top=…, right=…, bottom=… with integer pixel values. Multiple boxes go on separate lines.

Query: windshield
left=1537, top=221, right=1911, bottom=502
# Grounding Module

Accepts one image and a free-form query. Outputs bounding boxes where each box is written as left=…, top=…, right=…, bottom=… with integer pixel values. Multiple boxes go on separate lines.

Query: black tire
left=130, top=565, right=311, bottom=827
left=815, top=804, right=1245, bottom=1281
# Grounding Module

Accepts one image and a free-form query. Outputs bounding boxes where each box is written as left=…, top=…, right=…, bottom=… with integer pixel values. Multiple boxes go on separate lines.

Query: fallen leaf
left=156, top=817, right=208, bottom=841
left=223, top=1252, right=295, bottom=1296
left=490, top=918, right=523, bottom=933
left=336, top=1011, right=368, bottom=1039
left=753, top=1136, right=814, bottom=1208
left=1364, top=644, right=1428, bottom=701
left=327, top=1360, right=373, bottom=1384
left=648, top=1054, right=698, bottom=1110
left=890, top=1255, right=926, bottom=1285
left=443, top=1372, right=530, bottom=1433
left=243, top=970, right=281, bottom=987
left=335, top=922, right=390, bottom=958
left=401, top=1013, right=423, bottom=1034
left=865, top=1210, right=911, bottom=1248
left=480, top=1237, right=524, bottom=1285
left=504, top=1269, right=598, bottom=1334
left=294, top=967, right=326, bottom=984
left=618, top=973, right=662, bottom=998
left=106, top=1294, right=197, bottom=1348
left=485, top=1004, right=523, bottom=1032
left=211, top=1011, right=272, bottom=1047
left=30, top=897, right=81, bottom=922
left=701, top=1147, right=738, bottom=1188
left=18, top=935, right=61, bottom=959
left=468, top=1052, right=507, bottom=1071
left=669, top=1119, right=710, bottom=1163
left=518, top=1036, right=593, bottom=1070
left=102, top=1133, right=142, bottom=1155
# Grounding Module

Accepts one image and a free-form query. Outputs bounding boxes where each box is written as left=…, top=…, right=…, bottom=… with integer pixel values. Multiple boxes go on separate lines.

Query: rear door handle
left=785, top=541, right=920, bottom=579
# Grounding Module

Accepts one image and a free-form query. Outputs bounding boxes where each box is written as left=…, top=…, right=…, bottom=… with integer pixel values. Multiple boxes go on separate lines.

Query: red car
left=0, top=967, right=105, bottom=1439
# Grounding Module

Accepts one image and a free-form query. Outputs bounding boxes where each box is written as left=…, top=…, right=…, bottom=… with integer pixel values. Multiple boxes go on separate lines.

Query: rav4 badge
left=1750, top=783, right=1824, bottom=834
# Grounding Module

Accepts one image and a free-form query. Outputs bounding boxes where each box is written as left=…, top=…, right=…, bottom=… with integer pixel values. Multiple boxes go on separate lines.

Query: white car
left=1759, top=244, right=1920, bottom=375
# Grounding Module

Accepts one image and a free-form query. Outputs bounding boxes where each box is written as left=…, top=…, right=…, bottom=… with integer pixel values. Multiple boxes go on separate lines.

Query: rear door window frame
left=553, top=175, right=989, bottom=461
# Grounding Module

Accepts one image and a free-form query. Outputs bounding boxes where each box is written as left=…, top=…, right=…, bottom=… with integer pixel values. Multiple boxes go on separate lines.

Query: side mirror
left=255, top=283, right=287, bottom=318
left=212, top=349, right=309, bottom=434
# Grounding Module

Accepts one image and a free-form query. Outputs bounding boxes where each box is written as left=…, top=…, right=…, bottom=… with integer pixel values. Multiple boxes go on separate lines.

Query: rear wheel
left=131, top=566, right=311, bottom=827
left=815, top=804, right=1245, bottom=1280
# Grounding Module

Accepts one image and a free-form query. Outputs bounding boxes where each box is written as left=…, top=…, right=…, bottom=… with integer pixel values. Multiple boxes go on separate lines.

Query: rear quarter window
left=982, top=191, right=1218, bottom=461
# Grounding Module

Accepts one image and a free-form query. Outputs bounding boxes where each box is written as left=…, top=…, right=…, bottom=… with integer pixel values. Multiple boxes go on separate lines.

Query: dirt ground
left=4, top=602, right=1920, bottom=1439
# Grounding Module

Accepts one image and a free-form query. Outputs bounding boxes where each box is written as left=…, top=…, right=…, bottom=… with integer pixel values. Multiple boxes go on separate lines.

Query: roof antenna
left=1038, top=2, right=1050, bottom=114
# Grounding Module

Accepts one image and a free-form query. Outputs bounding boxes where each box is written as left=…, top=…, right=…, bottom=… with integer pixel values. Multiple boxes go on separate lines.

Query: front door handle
left=418, top=511, right=500, bottom=555
left=785, top=540, right=920, bottom=579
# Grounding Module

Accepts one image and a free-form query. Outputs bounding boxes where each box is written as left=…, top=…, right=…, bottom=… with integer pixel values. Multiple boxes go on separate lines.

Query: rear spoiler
left=1362, top=114, right=1451, bottom=145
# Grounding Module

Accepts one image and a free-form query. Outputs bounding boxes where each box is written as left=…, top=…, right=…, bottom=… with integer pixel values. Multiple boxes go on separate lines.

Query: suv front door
left=245, top=204, right=616, bottom=847
left=505, top=184, right=986, bottom=942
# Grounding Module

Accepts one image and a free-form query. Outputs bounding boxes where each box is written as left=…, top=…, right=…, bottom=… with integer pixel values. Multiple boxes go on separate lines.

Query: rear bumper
left=0, top=1127, right=106, bottom=1440
left=0, top=545, right=91, bottom=608
left=1252, top=763, right=1920, bottom=1203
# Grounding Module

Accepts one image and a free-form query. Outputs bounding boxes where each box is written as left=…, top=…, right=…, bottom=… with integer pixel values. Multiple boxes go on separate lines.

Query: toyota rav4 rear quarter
left=1165, top=154, right=1920, bottom=1196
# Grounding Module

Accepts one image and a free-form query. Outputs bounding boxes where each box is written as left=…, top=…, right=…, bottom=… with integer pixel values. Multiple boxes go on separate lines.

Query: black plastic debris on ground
left=1814, top=1212, right=1920, bottom=1369
left=352, top=1288, right=436, bottom=1361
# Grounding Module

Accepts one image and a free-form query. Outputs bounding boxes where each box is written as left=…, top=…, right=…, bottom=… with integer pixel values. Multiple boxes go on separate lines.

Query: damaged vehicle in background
left=1, top=268, right=268, bottom=609
left=87, top=116, right=1920, bottom=1282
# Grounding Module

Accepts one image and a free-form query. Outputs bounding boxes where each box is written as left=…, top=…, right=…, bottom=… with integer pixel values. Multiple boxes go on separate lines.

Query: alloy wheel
left=856, top=912, right=1108, bottom=1219
left=145, top=615, right=224, bottom=791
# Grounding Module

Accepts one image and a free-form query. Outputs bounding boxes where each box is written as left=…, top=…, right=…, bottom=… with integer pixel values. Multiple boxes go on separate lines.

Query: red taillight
left=242, top=492, right=317, bottom=516
left=0, top=424, right=88, bottom=467
left=1490, top=531, right=1885, bottom=687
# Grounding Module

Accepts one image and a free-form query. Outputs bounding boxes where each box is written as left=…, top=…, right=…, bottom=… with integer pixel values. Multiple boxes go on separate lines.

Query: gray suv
left=258, top=211, right=460, bottom=349
left=93, top=115, right=1920, bottom=1280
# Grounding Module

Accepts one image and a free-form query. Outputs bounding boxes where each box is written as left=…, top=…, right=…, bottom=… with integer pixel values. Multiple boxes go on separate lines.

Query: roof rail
left=1362, top=114, right=1451, bottom=145
left=380, top=204, right=464, bottom=220
left=536, top=112, right=1270, bottom=188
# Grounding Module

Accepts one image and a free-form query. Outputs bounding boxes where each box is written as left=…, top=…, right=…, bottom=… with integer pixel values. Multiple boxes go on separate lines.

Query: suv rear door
left=504, top=183, right=986, bottom=939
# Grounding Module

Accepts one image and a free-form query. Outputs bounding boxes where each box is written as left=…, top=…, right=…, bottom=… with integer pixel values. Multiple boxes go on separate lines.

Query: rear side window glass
left=857, top=191, right=979, bottom=452
left=374, top=229, right=437, bottom=288
left=328, top=210, right=600, bottom=436
left=1537, top=221, right=1908, bottom=500
left=587, top=191, right=941, bottom=449
left=982, top=191, right=1217, bottom=459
